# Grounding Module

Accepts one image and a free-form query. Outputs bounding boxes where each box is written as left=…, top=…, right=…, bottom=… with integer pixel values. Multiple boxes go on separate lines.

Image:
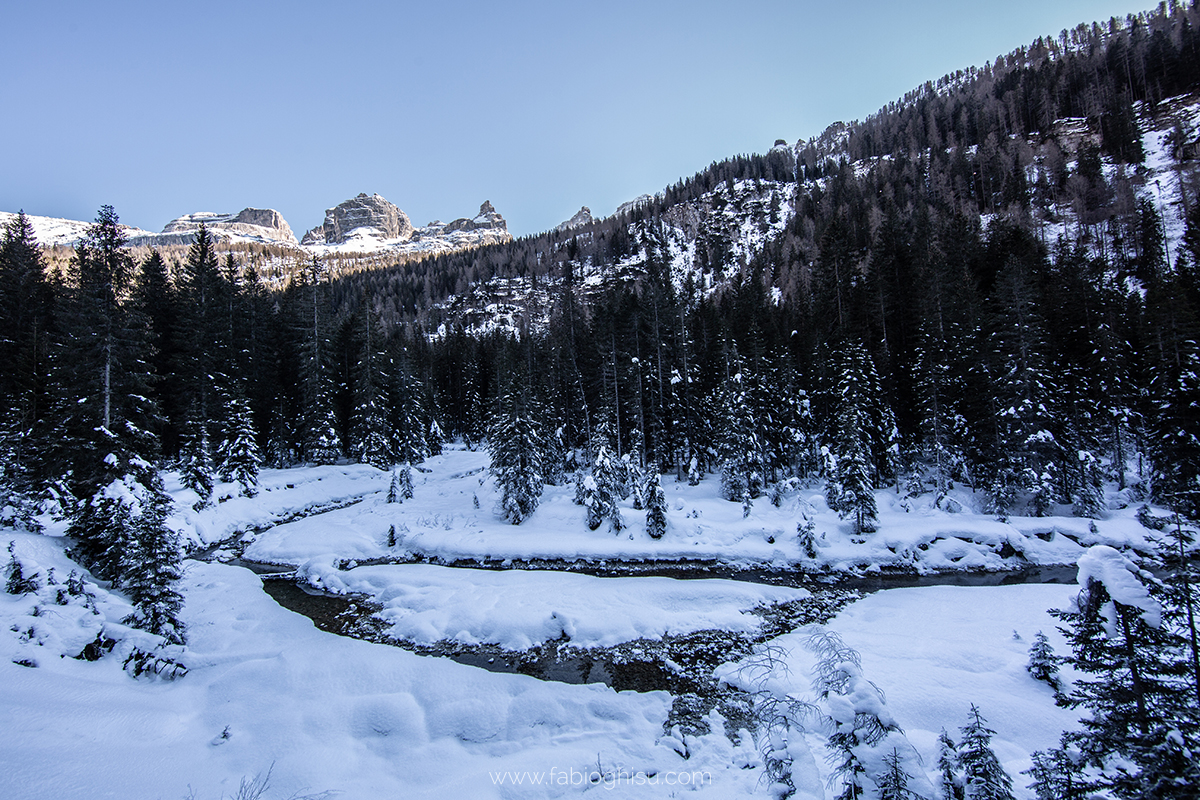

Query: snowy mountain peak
left=144, top=207, right=299, bottom=247
left=302, top=193, right=414, bottom=247
left=554, top=206, right=593, bottom=232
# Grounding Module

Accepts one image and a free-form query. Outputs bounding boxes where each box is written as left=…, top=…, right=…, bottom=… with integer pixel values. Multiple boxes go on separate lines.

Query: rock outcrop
left=443, top=201, right=508, bottom=234
left=302, top=193, right=413, bottom=246
left=152, top=208, right=298, bottom=247
left=554, top=206, right=593, bottom=232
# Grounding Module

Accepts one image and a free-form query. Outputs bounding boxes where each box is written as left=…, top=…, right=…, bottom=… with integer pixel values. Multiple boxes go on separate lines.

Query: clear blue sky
left=0, top=0, right=1156, bottom=237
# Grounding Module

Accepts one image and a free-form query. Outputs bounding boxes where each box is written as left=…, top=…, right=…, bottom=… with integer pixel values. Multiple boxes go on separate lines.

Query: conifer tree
left=1026, top=631, right=1060, bottom=692
left=0, top=211, right=53, bottom=487
left=218, top=396, right=261, bottom=497
left=956, top=705, right=1014, bottom=800
left=487, top=381, right=545, bottom=525
left=937, top=728, right=963, bottom=800
left=117, top=464, right=186, bottom=644
left=645, top=471, right=667, bottom=539
left=1023, top=748, right=1086, bottom=800
left=396, top=461, right=414, bottom=501
left=875, top=748, right=918, bottom=800
left=714, top=360, right=763, bottom=510
left=582, top=416, right=623, bottom=532
left=179, top=417, right=215, bottom=510
left=825, top=339, right=884, bottom=534
left=351, top=307, right=394, bottom=470
left=173, top=224, right=230, bottom=448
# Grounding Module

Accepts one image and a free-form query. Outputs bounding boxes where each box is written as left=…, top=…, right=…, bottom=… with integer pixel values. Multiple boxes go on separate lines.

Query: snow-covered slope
left=0, top=211, right=157, bottom=249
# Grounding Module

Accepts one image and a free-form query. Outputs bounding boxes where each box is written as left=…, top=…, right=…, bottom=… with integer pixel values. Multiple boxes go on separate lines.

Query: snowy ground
left=0, top=448, right=1165, bottom=799
left=226, top=446, right=1155, bottom=578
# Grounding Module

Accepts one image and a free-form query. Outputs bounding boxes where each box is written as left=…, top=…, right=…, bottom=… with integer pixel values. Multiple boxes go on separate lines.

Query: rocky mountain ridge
left=2, top=194, right=511, bottom=259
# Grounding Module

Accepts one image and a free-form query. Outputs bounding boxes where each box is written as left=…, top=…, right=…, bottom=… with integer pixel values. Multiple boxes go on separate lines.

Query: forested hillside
left=5, top=2, right=1200, bottom=540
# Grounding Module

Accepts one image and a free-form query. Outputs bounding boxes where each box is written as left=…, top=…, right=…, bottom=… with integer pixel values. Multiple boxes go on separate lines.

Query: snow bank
left=297, top=561, right=810, bottom=649
left=1075, top=544, right=1161, bottom=627
left=236, top=448, right=1158, bottom=576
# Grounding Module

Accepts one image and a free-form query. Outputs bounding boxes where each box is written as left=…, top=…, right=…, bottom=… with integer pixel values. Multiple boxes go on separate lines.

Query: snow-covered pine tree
left=351, top=306, right=395, bottom=471
left=299, top=256, right=342, bottom=466
left=715, top=358, right=764, bottom=509
left=1051, top=542, right=1200, bottom=798
left=0, top=211, right=53, bottom=489
left=988, top=251, right=1060, bottom=518
left=487, top=384, right=545, bottom=525
left=391, top=357, right=430, bottom=468
left=387, top=468, right=400, bottom=504
left=956, top=705, right=1014, bottom=800
left=583, top=416, right=623, bottom=532
left=825, top=339, right=887, bottom=535
left=179, top=417, right=215, bottom=511
left=937, top=728, right=963, bottom=800
left=1050, top=547, right=1199, bottom=797
left=875, top=747, right=918, bottom=800
left=1025, top=631, right=1060, bottom=692
left=218, top=395, right=261, bottom=498
left=305, top=396, right=342, bottom=465
left=117, top=463, right=186, bottom=644
left=397, top=462, right=414, bottom=501
left=5, top=541, right=40, bottom=595
left=1149, top=338, right=1200, bottom=519
left=1022, top=747, right=1086, bottom=800
left=645, top=471, right=667, bottom=539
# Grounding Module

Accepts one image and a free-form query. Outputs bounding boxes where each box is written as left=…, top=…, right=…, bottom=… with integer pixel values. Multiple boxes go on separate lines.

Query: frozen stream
left=247, top=559, right=1080, bottom=690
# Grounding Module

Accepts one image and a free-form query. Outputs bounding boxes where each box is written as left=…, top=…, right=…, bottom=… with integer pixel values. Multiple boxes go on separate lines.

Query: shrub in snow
left=5, top=541, right=40, bottom=595
left=123, top=645, right=187, bottom=680
left=797, top=519, right=818, bottom=560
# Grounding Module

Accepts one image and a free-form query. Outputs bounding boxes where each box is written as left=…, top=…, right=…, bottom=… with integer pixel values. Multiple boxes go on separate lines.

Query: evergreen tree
left=396, top=462, right=414, bottom=501
left=487, top=382, right=545, bottom=524
left=173, top=224, right=230, bottom=450
left=179, top=417, right=215, bottom=511
left=1022, top=747, right=1086, bottom=800
left=350, top=307, right=394, bottom=470
left=117, top=465, right=186, bottom=644
left=825, top=339, right=886, bottom=534
left=937, top=728, right=963, bottom=800
left=876, top=747, right=918, bottom=800
left=1051, top=551, right=1199, bottom=798
left=5, top=542, right=40, bottom=595
left=387, top=468, right=401, bottom=504
left=645, top=471, right=668, bottom=539
left=714, top=360, right=764, bottom=512
left=218, top=396, right=261, bottom=498
left=582, top=416, right=623, bottom=532
left=956, top=705, right=1014, bottom=800
left=1026, top=631, right=1061, bottom=692
left=0, top=211, right=53, bottom=488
